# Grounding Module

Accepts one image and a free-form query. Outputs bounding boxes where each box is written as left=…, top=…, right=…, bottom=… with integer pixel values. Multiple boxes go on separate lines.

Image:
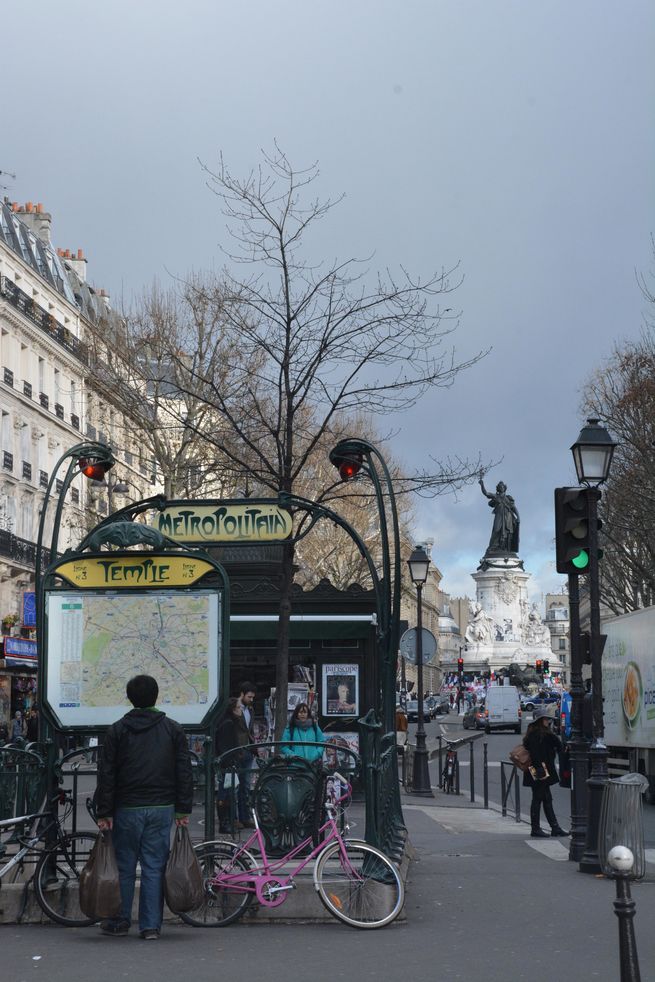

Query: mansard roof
left=0, top=200, right=77, bottom=305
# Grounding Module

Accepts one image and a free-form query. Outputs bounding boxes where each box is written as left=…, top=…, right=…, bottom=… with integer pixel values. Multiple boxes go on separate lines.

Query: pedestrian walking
left=95, top=674, right=193, bottom=939
left=281, top=702, right=325, bottom=762
left=523, top=707, right=569, bottom=839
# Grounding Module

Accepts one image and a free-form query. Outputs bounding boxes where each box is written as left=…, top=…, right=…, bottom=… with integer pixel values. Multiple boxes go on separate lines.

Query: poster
left=322, top=663, right=359, bottom=717
left=287, top=683, right=309, bottom=712
left=323, top=732, right=360, bottom=769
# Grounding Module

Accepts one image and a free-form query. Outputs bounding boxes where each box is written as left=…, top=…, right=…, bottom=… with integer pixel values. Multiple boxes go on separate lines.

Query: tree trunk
left=274, top=539, right=295, bottom=740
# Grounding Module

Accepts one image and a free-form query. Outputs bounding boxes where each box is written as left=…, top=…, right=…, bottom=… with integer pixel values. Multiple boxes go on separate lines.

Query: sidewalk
left=2, top=789, right=653, bottom=982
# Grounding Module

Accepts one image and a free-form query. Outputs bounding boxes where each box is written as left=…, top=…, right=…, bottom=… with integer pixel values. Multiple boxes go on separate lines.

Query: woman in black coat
left=215, top=698, right=249, bottom=831
left=522, top=708, right=569, bottom=839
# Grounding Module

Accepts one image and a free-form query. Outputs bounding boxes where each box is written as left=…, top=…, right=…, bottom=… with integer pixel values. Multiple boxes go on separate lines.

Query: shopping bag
left=164, top=825, right=204, bottom=912
left=78, top=830, right=122, bottom=920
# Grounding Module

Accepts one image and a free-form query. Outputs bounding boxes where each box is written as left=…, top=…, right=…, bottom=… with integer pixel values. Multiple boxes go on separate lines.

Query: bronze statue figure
left=479, top=475, right=520, bottom=555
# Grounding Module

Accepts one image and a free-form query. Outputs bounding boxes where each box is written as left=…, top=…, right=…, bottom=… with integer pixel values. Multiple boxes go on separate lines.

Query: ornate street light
left=406, top=544, right=434, bottom=797
left=570, top=418, right=617, bottom=487
left=568, top=418, right=617, bottom=873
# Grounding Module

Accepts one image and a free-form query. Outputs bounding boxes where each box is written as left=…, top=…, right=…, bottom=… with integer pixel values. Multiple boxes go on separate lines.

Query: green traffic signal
left=572, top=549, right=589, bottom=570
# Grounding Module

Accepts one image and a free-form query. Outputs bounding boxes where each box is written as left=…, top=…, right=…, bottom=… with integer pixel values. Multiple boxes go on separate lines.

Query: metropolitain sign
left=154, top=502, right=293, bottom=544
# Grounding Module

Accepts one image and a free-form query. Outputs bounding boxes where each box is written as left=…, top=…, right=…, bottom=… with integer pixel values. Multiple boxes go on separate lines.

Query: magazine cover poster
left=322, top=664, right=359, bottom=717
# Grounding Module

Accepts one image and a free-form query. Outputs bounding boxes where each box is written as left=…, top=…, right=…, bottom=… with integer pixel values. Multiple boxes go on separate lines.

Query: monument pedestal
left=465, top=557, right=559, bottom=674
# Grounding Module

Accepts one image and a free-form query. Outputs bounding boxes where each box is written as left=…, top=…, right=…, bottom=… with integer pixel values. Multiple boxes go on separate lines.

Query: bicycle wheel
left=179, top=841, right=253, bottom=927
left=314, top=841, right=404, bottom=929
left=34, top=833, right=98, bottom=927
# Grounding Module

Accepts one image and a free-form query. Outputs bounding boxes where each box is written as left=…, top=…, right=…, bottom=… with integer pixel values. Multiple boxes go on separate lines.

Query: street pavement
left=2, top=729, right=654, bottom=982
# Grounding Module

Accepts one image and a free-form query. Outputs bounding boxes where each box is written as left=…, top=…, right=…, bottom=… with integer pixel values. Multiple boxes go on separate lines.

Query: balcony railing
left=0, top=529, right=50, bottom=570
left=3, top=367, right=14, bottom=387
left=71, top=413, right=80, bottom=430
left=23, top=381, right=33, bottom=398
left=22, top=461, right=32, bottom=481
left=0, top=275, right=88, bottom=364
left=2, top=451, right=13, bottom=472
left=55, top=403, right=65, bottom=420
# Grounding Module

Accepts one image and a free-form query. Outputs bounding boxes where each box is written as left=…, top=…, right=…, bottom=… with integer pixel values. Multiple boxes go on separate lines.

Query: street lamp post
left=407, top=545, right=433, bottom=797
left=569, top=418, right=617, bottom=874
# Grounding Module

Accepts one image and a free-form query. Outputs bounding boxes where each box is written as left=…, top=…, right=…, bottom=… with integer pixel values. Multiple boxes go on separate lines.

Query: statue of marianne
left=479, top=474, right=520, bottom=555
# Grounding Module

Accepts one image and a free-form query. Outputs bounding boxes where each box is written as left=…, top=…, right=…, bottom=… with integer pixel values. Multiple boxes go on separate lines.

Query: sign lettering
left=155, top=503, right=293, bottom=544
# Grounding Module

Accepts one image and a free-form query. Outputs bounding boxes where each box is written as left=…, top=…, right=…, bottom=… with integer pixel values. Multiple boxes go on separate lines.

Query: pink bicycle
left=180, top=772, right=404, bottom=929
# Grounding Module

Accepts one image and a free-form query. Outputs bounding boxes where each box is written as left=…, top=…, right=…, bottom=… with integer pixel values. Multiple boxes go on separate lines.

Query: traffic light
left=554, top=487, right=602, bottom=574
left=536, top=659, right=543, bottom=673
left=457, top=657, right=464, bottom=673
left=543, top=659, right=550, bottom=674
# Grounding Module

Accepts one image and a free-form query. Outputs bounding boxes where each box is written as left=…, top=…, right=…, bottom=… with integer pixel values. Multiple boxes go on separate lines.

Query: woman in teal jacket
left=281, top=703, right=325, bottom=762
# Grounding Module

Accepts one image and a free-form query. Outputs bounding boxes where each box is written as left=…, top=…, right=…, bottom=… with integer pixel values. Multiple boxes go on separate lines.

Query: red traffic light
left=457, top=658, right=464, bottom=671
left=337, top=455, right=362, bottom=482
left=536, top=659, right=543, bottom=672
left=78, top=457, right=113, bottom=481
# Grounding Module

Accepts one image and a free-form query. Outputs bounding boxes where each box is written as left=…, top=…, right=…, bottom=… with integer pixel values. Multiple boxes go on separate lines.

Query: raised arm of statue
left=479, top=476, right=491, bottom=499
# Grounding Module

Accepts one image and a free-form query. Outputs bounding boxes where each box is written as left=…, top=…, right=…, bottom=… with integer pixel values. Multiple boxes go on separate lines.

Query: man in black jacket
left=95, top=675, right=193, bottom=939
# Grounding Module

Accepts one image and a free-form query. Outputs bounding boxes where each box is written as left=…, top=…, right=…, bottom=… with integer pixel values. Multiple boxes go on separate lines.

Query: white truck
left=603, top=606, right=655, bottom=803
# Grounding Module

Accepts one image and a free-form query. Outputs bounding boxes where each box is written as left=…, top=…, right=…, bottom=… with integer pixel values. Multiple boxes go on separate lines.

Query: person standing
left=523, top=707, right=569, bottom=838
left=95, top=675, right=193, bottom=939
left=215, top=698, right=249, bottom=832
left=10, top=711, right=24, bottom=742
left=25, top=708, right=39, bottom=743
left=234, top=682, right=257, bottom=828
left=281, top=703, right=326, bottom=762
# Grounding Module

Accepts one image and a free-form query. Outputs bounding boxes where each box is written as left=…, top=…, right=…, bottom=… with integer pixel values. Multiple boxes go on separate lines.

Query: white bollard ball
left=607, top=845, right=634, bottom=873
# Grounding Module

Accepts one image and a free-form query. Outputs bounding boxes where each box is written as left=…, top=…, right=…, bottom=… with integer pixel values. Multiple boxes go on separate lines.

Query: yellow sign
left=155, top=503, right=293, bottom=544
left=54, top=556, right=216, bottom=588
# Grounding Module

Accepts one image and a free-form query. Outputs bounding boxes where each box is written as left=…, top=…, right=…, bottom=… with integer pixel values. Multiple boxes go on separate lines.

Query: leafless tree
left=146, top=146, right=485, bottom=735
left=582, top=255, right=655, bottom=613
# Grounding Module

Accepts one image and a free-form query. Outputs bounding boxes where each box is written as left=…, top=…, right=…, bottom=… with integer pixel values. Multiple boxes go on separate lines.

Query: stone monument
left=463, top=476, right=557, bottom=675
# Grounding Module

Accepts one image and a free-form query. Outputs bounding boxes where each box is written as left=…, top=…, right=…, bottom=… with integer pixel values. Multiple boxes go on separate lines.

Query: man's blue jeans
left=111, top=806, right=174, bottom=933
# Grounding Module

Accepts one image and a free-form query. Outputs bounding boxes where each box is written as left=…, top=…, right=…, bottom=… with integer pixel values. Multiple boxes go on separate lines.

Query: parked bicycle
left=181, top=771, right=404, bottom=930
left=0, top=789, right=97, bottom=927
left=441, top=743, right=457, bottom=794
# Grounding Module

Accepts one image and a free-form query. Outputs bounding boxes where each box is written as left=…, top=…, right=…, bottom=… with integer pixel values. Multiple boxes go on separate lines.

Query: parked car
left=462, top=704, right=485, bottom=730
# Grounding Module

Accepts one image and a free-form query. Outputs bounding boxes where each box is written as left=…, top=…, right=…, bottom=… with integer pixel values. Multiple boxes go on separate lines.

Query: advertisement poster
left=603, top=610, right=655, bottom=750
left=287, top=683, right=309, bottom=712
left=323, top=732, right=359, bottom=768
left=322, top=664, right=359, bottom=717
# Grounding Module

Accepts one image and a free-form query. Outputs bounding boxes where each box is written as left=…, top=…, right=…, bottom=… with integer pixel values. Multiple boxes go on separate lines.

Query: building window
left=559, top=638, right=566, bottom=651
left=71, top=487, right=80, bottom=505
left=22, top=461, right=32, bottom=481
left=3, top=367, right=14, bottom=387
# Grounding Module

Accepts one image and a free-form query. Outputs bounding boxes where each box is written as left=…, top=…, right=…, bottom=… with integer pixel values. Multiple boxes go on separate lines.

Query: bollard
left=455, top=753, right=460, bottom=795
left=469, top=740, right=475, bottom=803
left=483, top=742, right=489, bottom=809
left=607, top=847, right=641, bottom=982
left=438, top=736, right=443, bottom=790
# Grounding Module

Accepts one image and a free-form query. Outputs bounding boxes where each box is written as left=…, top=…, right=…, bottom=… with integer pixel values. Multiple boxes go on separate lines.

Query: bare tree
left=135, top=148, right=486, bottom=734
left=83, top=279, right=241, bottom=498
left=582, top=322, right=655, bottom=613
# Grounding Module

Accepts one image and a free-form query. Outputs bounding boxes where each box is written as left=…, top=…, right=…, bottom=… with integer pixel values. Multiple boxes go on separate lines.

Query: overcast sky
left=3, top=1, right=654, bottom=606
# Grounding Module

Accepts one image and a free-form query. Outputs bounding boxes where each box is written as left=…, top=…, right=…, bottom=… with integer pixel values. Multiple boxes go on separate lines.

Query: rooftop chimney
left=67, top=248, right=87, bottom=284
left=17, top=201, right=53, bottom=245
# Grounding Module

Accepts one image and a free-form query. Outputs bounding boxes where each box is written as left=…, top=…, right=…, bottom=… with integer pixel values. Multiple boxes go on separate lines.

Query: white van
left=484, top=684, right=522, bottom=734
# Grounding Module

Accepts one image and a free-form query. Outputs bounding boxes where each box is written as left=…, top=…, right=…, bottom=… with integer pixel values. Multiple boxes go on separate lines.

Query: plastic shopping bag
left=78, top=830, right=122, bottom=920
left=164, top=825, right=204, bottom=913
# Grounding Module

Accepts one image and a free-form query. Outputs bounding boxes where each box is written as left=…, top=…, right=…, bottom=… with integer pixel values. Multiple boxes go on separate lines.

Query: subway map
left=46, top=590, right=220, bottom=726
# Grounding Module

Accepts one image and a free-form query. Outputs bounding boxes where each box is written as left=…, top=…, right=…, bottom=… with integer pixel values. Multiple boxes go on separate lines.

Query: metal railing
left=500, top=760, right=522, bottom=822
